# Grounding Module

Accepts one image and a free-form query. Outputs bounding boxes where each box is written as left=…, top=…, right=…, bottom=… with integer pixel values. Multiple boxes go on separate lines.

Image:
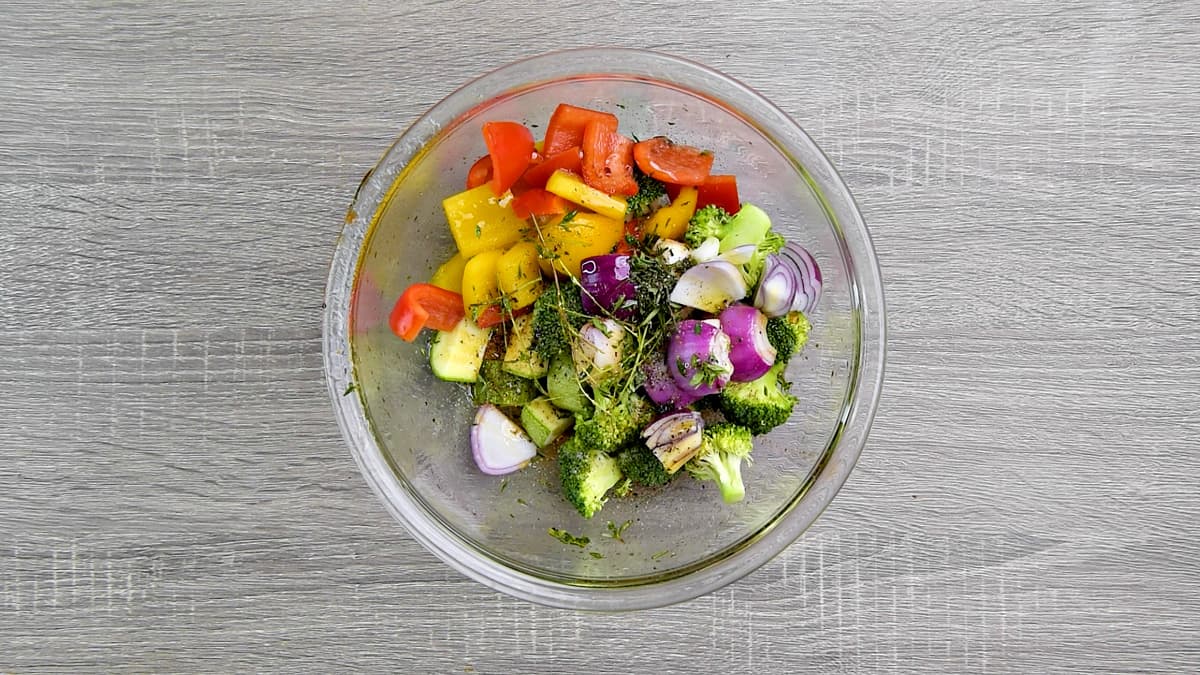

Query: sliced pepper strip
left=390, top=283, right=467, bottom=342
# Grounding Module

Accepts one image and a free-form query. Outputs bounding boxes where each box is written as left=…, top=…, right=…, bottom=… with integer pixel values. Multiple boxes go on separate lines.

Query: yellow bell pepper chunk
left=544, top=170, right=628, bottom=222
left=429, top=252, right=467, bottom=293
left=461, top=249, right=504, bottom=316
left=496, top=242, right=544, bottom=310
left=644, top=186, right=698, bottom=240
left=443, top=185, right=528, bottom=259
left=532, top=211, right=625, bottom=277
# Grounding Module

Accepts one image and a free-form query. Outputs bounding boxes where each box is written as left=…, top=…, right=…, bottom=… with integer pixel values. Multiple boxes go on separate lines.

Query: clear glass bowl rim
left=323, top=47, right=886, bottom=611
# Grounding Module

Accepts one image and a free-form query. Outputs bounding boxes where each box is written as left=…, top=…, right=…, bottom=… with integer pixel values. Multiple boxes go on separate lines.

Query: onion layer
left=667, top=319, right=734, bottom=396
left=719, top=304, right=777, bottom=382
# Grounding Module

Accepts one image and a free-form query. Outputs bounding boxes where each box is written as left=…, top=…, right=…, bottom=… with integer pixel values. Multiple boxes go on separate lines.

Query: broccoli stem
left=714, top=457, right=745, bottom=504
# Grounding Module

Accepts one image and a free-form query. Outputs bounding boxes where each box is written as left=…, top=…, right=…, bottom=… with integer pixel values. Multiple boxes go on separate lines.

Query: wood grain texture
left=2, top=0, right=1199, bottom=671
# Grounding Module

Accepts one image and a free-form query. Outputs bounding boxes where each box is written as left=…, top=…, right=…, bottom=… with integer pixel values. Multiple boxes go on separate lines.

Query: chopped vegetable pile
left=389, top=103, right=823, bottom=520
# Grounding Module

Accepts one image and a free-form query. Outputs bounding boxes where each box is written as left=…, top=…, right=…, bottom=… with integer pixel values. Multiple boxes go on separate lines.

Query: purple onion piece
left=777, top=242, right=822, bottom=314
left=579, top=254, right=636, bottom=320
left=719, top=304, right=777, bottom=382
left=753, top=254, right=798, bottom=317
left=666, top=319, right=734, bottom=397
left=642, top=357, right=704, bottom=409
left=471, top=404, right=537, bottom=475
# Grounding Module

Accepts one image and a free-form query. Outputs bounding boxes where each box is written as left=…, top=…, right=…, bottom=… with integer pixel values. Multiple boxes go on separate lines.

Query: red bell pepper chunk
left=666, top=174, right=741, bottom=214
left=582, top=119, right=638, bottom=196
left=511, top=188, right=569, bottom=219
left=695, top=174, right=740, bottom=213
left=482, top=121, right=535, bottom=196
left=542, top=104, right=619, bottom=156
left=633, top=136, right=714, bottom=186
left=466, top=154, right=493, bottom=190
left=475, top=303, right=532, bottom=329
left=521, top=146, right=583, bottom=187
left=389, top=283, right=467, bottom=342
left=614, top=219, right=642, bottom=255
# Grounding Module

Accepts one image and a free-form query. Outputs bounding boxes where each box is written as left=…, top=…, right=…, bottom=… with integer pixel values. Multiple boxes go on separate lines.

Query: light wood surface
left=2, top=1, right=1198, bottom=671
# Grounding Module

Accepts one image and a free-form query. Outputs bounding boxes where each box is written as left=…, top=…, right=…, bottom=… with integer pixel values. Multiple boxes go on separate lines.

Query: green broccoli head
left=616, top=444, right=674, bottom=487
left=558, top=435, right=624, bottom=519
left=574, top=386, right=656, bottom=452
left=717, top=361, right=797, bottom=435
left=765, top=311, right=811, bottom=362
left=625, top=168, right=667, bottom=220
left=686, top=423, right=755, bottom=503
left=683, top=204, right=732, bottom=248
left=472, top=360, right=538, bottom=407
left=532, top=282, right=586, bottom=362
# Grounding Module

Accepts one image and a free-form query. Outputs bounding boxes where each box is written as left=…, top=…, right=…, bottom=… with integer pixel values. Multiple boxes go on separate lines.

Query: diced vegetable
left=668, top=260, right=747, bottom=313
left=482, top=121, right=535, bottom=196
left=753, top=254, right=794, bottom=318
left=531, top=210, right=626, bottom=277
left=582, top=119, right=638, bottom=196
left=642, top=412, right=705, bottom=473
left=642, top=356, right=703, bottom=409
left=546, top=351, right=588, bottom=413
left=543, top=104, right=618, bottom=156
left=719, top=203, right=771, bottom=252
left=776, top=242, right=823, bottom=314
left=579, top=254, right=636, bottom=320
left=474, top=303, right=530, bottom=329
left=461, top=249, right=504, bottom=320
left=633, top=136, right=714, bottom=185
left=643, top=185, right=698, bottom=240
left=654, top=239, right=691, bottom=265
left=496, top=242, right=544, bottom=311
left=442, top=184, right=528, bottom=259
left=472, top=404, right=538, bottom=475
left=429, top=252, right=467, bottom=293
left=572, top=318, right=626, bottom=385
left=718, top=304, right=776, bottom=382
left=511, top=188, right=568, bottom=219
left=667, top=319, right=734, bottom=397
left=694, top=174, right=740, bottom=213
left=522, top=146, right=583, bottom=187
left=520, top=397, right=574, bottom=448
left=428, top=317, right=491, bottom=383
left=544, top=169, right=628, bottom=222
left=502, top=313, right=549, bottom=379
left=389, top=283, right=467, bottom=342
left=473, top=360, right=538, bottom=407
left=466, top=154, right=492, bottom=190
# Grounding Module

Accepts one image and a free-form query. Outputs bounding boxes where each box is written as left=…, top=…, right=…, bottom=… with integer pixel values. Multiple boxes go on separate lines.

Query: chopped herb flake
left=548, top=528, right=590, bottom=548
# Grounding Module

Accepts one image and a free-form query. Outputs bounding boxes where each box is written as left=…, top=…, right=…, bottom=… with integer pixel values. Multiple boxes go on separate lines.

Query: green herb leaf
left=548, top=528, right=590, bottom=548
left=604, top=519, right=632, bottom=543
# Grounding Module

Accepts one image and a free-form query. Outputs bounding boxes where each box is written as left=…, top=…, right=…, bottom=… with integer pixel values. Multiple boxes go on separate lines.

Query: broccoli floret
left=717, top=361, right=797, bottom=435
left=472, top=360, right=538, bottom=407
left=683, top=204, right=782, bottom=287
left=683, top=204, right=732, bottom=248
left=625, top=168, right=667, bottom=220
left=558, top=435, right=624, bottom=519
left=686, top=423, right=754, bottom=503
left=765, top=311, right=811, bottom=362
left=574, top=386, right=655, bottom=452
left=616, top=444, right=674, bottom=486
left=532, top=283, right=586, bottom=361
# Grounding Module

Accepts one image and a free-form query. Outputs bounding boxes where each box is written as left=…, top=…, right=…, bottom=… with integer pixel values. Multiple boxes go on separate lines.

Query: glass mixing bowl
left=324, top=48, right=885, bottom=610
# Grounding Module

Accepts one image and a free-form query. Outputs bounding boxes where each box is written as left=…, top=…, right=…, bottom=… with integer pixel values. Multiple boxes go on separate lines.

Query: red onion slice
left=719, top=304, right=777, bottom=382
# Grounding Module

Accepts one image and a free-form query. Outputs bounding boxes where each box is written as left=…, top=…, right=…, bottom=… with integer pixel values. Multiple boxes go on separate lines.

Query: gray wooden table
left=3, top=1, right=1198, bottom=672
